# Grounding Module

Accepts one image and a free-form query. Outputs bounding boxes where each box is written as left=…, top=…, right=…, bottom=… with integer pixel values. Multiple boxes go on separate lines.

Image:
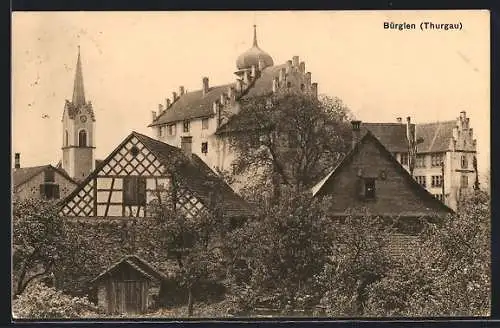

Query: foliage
left=364, top=191, right=490, bottom=316
left=12, top=282, right=98, bottom=319
left=226, top=93, right=352, bottom=202
left=317, top=211, right=393, bottom=317
left=223, top=189, right=337, bottom=314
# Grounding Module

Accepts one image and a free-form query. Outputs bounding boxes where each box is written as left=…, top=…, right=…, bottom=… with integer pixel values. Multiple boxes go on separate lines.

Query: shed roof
left=91, top=254, right=168, bottom=284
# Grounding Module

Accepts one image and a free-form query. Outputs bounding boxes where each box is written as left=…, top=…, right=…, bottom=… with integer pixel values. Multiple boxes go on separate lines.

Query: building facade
left=148, top=25, right=318, bottom=174
left=61, top=46, right=96, bottom=182
left=362, top=111, right=478, bottom=211
left=12, top=153, right=78, bottom=202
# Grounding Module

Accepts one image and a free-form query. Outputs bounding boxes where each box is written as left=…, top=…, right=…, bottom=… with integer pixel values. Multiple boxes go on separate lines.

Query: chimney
left=220, top=93, right=226, bottom=105
left=172, top=92, right=178, bottom=102
left=351, top=121, right=361, bottom=150
left=460, top=110, right=466, bottom=119
left=406, top=116, right=415, bottom=143
left=152, top=111, right=157, bottom=122
left=180, top=136, right=193, bottom=159
left=279, top=68, right=286, bottom=83
left=396, top=117, right=402, bottom=124
left=311, top=83, right=318, bottom=98
left=299, top=61, right=305, bottom=74
left=286, top=60, right=292, bottom=73
left=14, top=153, right=20, bottom=169
left=292, top=56, right=299, bottom=67
left=202, top=77, right=209, bottom=95
left=179, top=86, right=185, bottom=96
left=166, top=98, right=171, bottom=109
left=272, top=77, right=279, bottom=93
left=258, top=58, right=265, bottom=71
left=305, top=72, right=311, bottom=86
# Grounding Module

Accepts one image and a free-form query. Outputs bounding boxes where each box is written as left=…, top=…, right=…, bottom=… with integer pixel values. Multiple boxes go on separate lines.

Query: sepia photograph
left=11, top=10, right=490, bottom=319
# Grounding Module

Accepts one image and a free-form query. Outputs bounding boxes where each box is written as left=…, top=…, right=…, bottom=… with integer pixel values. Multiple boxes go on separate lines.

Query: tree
left=317, top=211, right=393, bottom=317
left=12, top=199, right=65, bottom=297
left=223, top=189, right=337, bottom=314
left=364, top=191, right=490, bottom=316
left=226, top=93, right=352, bottom=203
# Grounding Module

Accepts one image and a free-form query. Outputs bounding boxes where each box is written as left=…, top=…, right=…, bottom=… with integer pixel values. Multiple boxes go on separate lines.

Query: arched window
left=65, top=130, right=69, bottom=146
left=78, top=130, right=87, bottom=147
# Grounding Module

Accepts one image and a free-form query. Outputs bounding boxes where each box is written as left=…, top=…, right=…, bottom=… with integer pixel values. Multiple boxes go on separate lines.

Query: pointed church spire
left=253, top=25, right=258, bottom=47
left=72, top=46, right=86, bottom=107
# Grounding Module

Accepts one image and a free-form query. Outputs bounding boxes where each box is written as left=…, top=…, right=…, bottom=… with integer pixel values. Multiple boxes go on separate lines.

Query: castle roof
left=236, top=25, right=274, bottom=70
left=361, top=123, right=412, bottom=153
left=415, top=121, right=456, bottom=153
left=149, top=83, right=235, bottom=127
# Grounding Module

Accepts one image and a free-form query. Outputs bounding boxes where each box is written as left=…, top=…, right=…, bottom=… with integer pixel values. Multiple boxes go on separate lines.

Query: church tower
left=61, top=46, right=96, bottom=181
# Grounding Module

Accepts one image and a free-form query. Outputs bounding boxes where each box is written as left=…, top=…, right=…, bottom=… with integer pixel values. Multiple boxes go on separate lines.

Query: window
left=64, top=130, right=69, bottom=146
left=461, top=155, right=468, bottom=169
left=415, top=176, right=426, bottom=187
left=40, top=184, right=60, bottom=200
left=44, top=169, right=55, bottom=183
left=461, top=175, right=468, bottom=188
left=201, top=142, right=208, bottom=154
left=415, top=154, right=426, bottom=168
left=364, top=178, right=376, bottom=200
left=167, top=124, right=176, bottom=136
left=78, top=130, right=87, bottom=147
left=434, top=194, right=444, bottom=202
left=400, top=153, right=409, bottom=166
left=123, top=177, right=147, bottom=206
left=431, top=153, right=443, bottom=167
left=183, top=120, right=190, bottom=133
left=202, top=118, right=209, bottom=130
left=431, top=175, right=443, bottom=188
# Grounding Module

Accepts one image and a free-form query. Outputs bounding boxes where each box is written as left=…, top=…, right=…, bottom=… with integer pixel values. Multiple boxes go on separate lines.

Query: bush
left=12, top=282, right=99, bottom=319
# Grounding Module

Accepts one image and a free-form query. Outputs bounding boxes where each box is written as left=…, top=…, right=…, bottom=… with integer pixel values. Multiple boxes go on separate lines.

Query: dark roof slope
left=361, top=123, right=411, bottom=153
left=416, top=121, right=455, bottom=153
left=91, top=254, right=168, bottom=284
left=243, top=64, right=286, bottom=99
left=311, top=130, right=454, bottom=215
left=149, top=83, right=235, bottom=127
left=13, top=165, right=77, bottom=188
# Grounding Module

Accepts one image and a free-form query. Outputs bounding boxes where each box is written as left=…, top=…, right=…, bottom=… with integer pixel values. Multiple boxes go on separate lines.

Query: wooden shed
left=91, top=255, right=168, bottom=315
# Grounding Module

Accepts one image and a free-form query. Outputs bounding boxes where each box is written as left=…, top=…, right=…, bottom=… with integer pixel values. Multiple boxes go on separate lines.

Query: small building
left=312, top=121, right=453, bottom=223
left=12, top=153, right=78, bottom=202
left=91, top=255, right=168, bottom=314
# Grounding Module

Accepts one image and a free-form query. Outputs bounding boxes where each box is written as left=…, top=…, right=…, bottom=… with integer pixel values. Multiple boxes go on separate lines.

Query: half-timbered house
left=58, top=131, right=254, bottom=221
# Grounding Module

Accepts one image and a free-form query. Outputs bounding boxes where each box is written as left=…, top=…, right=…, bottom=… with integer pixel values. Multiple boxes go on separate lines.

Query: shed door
left=113, top=280, right=146, bottom=314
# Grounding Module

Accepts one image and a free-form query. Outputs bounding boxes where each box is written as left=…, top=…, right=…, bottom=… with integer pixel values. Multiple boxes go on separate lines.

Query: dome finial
left=253, top=24, right=258, bottom=47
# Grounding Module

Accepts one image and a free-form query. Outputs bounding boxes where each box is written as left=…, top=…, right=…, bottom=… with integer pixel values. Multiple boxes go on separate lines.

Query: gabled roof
left=59, top=131, right=255, bottom=218
left=91, top=254, right=168, bottom=284
left=311, top=130, right=453, bottom=215
left=149, top=83, right=235, bottom=127
left=416, top=121, right=456, bottom=153
left=361, top=123, right=411, bottom=153
left=13, top=165, right=78, bottom=189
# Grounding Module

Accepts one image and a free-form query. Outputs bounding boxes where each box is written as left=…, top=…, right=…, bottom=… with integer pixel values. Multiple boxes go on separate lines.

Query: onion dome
left=236, top=25, right=274, bottom=70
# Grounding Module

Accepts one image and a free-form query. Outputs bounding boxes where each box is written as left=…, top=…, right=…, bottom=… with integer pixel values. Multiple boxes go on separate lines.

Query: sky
left=12, top=10, right=490, bottom=183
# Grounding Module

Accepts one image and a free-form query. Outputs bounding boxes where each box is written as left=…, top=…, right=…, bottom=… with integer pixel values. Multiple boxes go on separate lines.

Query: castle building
left=61, top=46, right=96, bottom=182
left=148, top=25, right=318, bottom=174
left=361, top=112, right=479, bottom=211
